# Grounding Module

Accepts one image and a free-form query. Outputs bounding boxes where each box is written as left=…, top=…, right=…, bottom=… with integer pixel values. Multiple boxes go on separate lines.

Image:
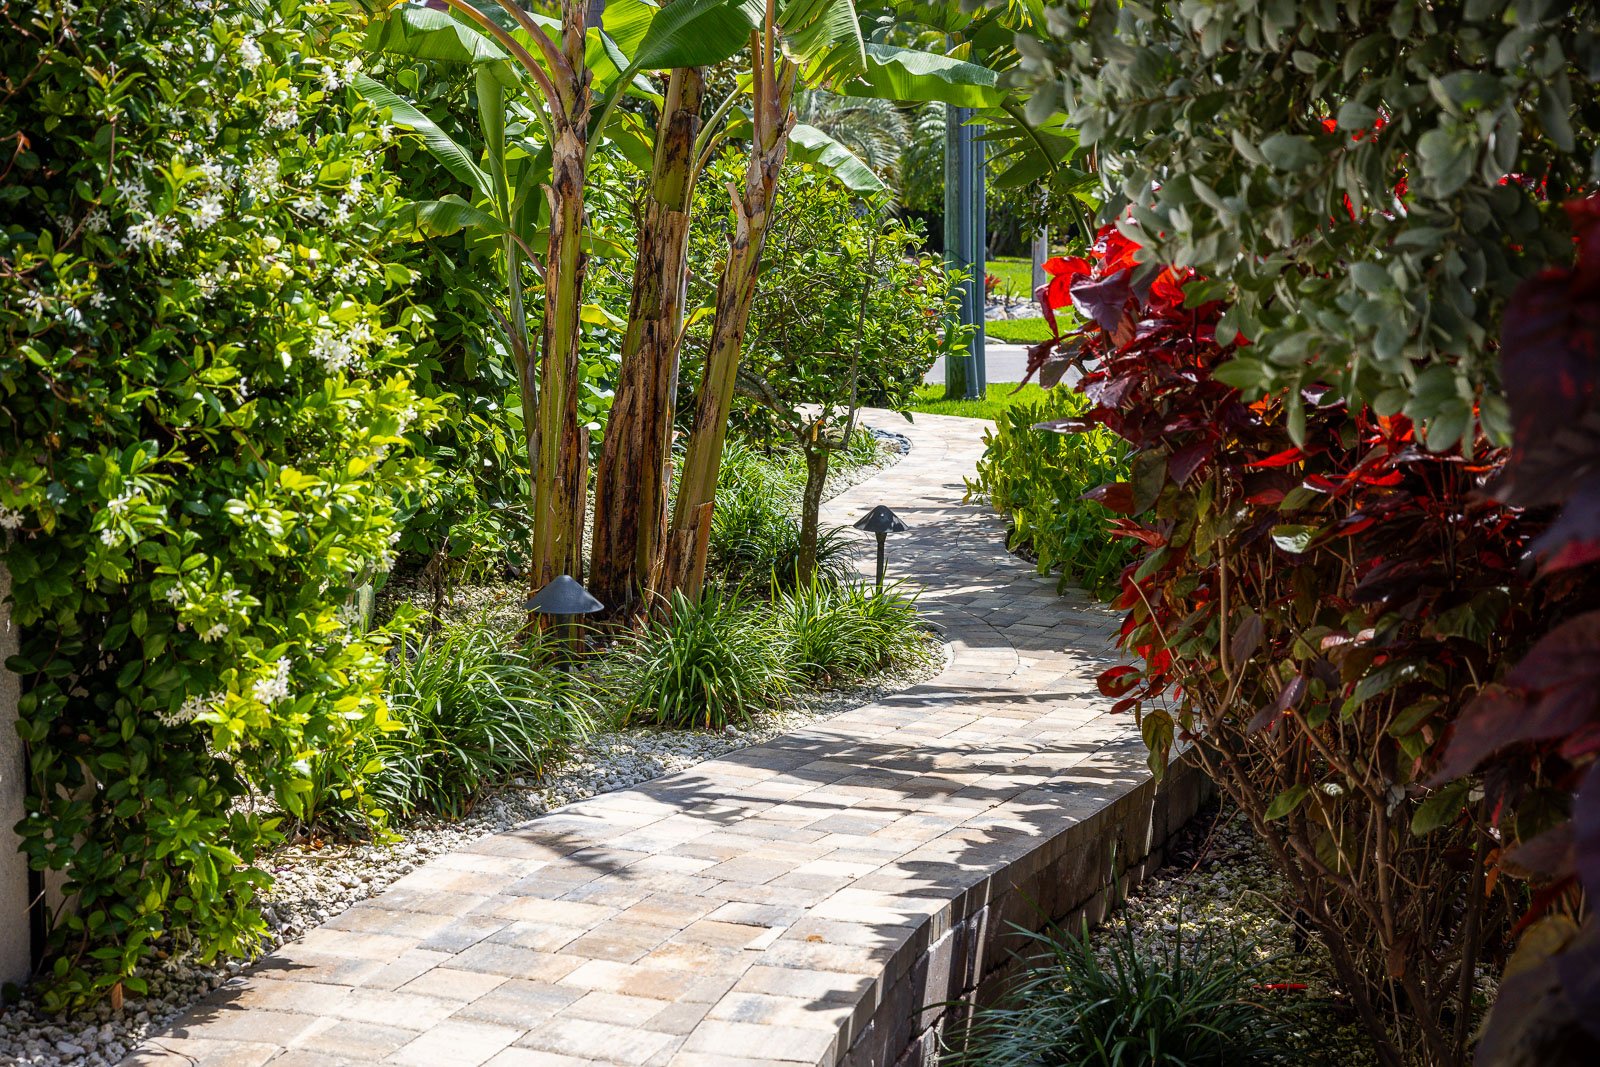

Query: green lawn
left=985, top=316, right=1053, bottom=344
left=907, top=381, right=1053, bottom=421
left=987, top=256, right=1034, bottom=300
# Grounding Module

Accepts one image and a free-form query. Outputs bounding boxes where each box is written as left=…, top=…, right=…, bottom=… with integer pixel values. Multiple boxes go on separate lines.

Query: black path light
left=526, top=575, right=603, bottom=661
left=853, top=505, right=909, bottom=591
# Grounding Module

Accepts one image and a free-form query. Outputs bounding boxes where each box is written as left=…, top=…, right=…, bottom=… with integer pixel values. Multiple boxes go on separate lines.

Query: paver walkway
left=125, top=411, right=1140, bottom=1067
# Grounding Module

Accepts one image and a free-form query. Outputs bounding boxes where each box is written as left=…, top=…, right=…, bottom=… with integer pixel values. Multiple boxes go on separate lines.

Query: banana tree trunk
left=662, top=47, right=796, bottom=600
left=528, top=3, right=593, bottom=603
left=590, top=66, right=706, bottom=614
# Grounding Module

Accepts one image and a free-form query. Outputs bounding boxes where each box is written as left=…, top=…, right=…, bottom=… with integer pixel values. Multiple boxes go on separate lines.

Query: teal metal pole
left=943, top=105, right=986, bottom=400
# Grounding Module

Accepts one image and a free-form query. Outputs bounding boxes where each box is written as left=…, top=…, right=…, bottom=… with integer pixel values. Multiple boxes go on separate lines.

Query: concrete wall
left=836, top=743, right=1214, bottom=1067
left=0, top=564, right=32, bottom=987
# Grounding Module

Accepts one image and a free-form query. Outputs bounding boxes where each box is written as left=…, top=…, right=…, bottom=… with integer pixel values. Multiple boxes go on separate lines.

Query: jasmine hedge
left=0, top=0, right=435, bottom=1006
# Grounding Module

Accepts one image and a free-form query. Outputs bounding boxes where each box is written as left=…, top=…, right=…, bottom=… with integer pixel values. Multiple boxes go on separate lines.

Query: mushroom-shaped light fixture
left=526, top=575, right=603, bottom=663
left=853, top=505, right=910, bottom=591
left=525, top=574, right=604, bottom=617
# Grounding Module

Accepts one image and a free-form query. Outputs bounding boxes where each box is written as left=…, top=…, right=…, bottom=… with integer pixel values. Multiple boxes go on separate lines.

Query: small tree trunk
left=528, top=2, right=593, bottom=605
left=796, top=440, right=829, bottom=585
left=662, top=41, right=796, bottom=600
left=590, top=66, right=705, bottom=614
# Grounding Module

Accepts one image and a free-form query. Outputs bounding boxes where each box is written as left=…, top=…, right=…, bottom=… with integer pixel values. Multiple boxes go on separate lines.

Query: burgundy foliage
left=1031, top=209, right=1600, bottom=1064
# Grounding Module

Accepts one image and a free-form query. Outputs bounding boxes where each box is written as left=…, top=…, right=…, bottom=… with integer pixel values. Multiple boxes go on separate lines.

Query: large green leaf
left=365, top=5, right=509, bottom=66
left=838, top=43, right=1002, bottom=107
left=632, top=0, right=765, bottom=70
left=395, top=196, right=505, bottom=240
left=587, top=0, right=764, bottom=141
left=353, top=75, right=491, bottom=199
left=779, top=0, right=868, bottom=86
left=788, top=123, right=884, bottom=193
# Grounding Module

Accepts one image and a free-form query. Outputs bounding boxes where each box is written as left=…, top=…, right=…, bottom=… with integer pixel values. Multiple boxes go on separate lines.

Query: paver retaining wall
left=844, top=747, right=1212, bottom=1067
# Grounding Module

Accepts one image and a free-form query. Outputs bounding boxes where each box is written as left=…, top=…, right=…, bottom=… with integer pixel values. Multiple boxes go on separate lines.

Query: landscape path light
left=525, top=574, right=603, bottom=664
left=853, top=504, right=909, bottom=591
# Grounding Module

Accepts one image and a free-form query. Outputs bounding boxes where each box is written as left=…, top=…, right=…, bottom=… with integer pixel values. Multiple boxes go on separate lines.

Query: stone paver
left=123, top=411, right=1143, bottom=1067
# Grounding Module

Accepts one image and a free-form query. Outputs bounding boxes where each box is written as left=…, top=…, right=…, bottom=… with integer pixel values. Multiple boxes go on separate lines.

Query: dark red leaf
left=1229, top=612, right=1264, bottom=665
left=1247, top=447, right=1305, bottom=468
left=1098, top=665, right=1142, bottom=698
left=1083, top=482, right=1137, bottom=514
left=1071, top=270, right=1135, bottom=336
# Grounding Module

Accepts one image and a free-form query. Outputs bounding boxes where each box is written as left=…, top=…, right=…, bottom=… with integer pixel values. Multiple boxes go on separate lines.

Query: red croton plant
left=1029, top=206, right=1600, bottom=1066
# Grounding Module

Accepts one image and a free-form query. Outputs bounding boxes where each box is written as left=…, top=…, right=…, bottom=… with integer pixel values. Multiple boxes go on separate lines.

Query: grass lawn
left=985, top=316, right=1053, bottom=344
left=987, top=256, right=1034, bottom=300
left=907, top=381, right=1052, bottom=420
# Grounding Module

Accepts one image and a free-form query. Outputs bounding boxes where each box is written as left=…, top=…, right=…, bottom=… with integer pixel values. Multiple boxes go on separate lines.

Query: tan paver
left=122, top=411, right=1145, bottom=1066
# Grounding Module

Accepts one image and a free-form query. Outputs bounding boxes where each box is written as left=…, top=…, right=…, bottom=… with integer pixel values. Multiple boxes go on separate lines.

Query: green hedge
left=0, top=0, right=435, bottom=1006
left=968, top=389, right=1133, bottom=600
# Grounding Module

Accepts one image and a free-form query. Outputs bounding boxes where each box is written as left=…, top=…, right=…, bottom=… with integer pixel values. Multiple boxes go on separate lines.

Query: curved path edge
left=124, top=410, right=1209, bottom=1067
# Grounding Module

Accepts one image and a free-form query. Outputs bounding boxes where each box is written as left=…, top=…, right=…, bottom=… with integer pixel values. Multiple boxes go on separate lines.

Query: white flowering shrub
left=0, top=0, right=439, bottom=1005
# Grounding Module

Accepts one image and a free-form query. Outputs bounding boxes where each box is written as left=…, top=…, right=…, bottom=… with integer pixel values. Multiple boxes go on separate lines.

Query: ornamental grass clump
left=944, top=923, right=1292, bottom=1067
left=367, top=618, right=592, bottom=819
left=617, top=587, right=790, bottom=729
left=708, top=441, right=851, bottom=589
left=776, top=576, right=925, bottom=685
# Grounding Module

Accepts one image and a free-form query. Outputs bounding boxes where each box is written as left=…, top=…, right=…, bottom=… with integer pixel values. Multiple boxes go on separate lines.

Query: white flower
left=0, top=506, right=23, bottom=531
left=99, top=528, right=119, bottom=547
left=265, top=106, right=299, bottom=132
left=375, top=123, right=395, bottom=143
left=238, top=35, right=264, bottom=71
left=164, top=585, right=186, bottom=606
left=251, top=657, right=292, bottom=706
left=84, top=208, right=109, bottom=233
left=241, top=158, right=281, bottom=201
left=200, top=622, right=229, bottom=642
left=115, top=177, right=149, bottom=212
left=292, top=195, right=326, bottom=220
left=20, top=291, right=48, bottom=319
left=192, top=194, right=224, bottom=230
left=157, top=690, right=222, bottom=728
left=59, top=304, right=86, bottom=331
left=89, top=290, right=111, bottom=310
left=104, top=491, right=135, bottom=517
left=125, top=216, right=182, bottom=254
left=320, top=64, right=344, bottom=92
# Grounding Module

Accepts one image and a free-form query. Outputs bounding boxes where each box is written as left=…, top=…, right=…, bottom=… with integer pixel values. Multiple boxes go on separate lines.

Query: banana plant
left=657, top=0, right=1004, bottom=600
left=362, top=0, right=767, bottom=613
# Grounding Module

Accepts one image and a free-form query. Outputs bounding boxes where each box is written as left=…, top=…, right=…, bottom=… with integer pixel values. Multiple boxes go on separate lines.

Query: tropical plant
left=694, top=161, right=955, bottom=581
left=363, top=0, right=768, bottom=613
left=775, top=576, right=923, bottom=685
left=0, top=0, right=436, bottom=1005
left=1434, top=195, right=1600, bottom=1064
left=943, top=922, right=1293, bottom=1067
left=646, top=0, right=1005, bottom=603
left=968, top=387, right=1132, bottom=600
left=795, top=89, right=911, bottom=185
left=1039, top=221, right=1573, bottom=1066
left=367, top=616, right=591, bottom=819
left=615, top=586, right=790, bottom=729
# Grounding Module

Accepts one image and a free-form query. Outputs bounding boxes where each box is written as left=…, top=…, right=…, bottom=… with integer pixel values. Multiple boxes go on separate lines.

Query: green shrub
left=617, top=588, right=789, bottom=730
left=708, top=441, right=851, bottom=589
left=366, top=619, right=592, bottom=819
left=777, top=577, right=925, bottom=685
left=969, top=389, right=1133, bottom=600
left=944, top=923, right=1292, bottom=1067
left=0, top=0, right=436, bottom=1005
